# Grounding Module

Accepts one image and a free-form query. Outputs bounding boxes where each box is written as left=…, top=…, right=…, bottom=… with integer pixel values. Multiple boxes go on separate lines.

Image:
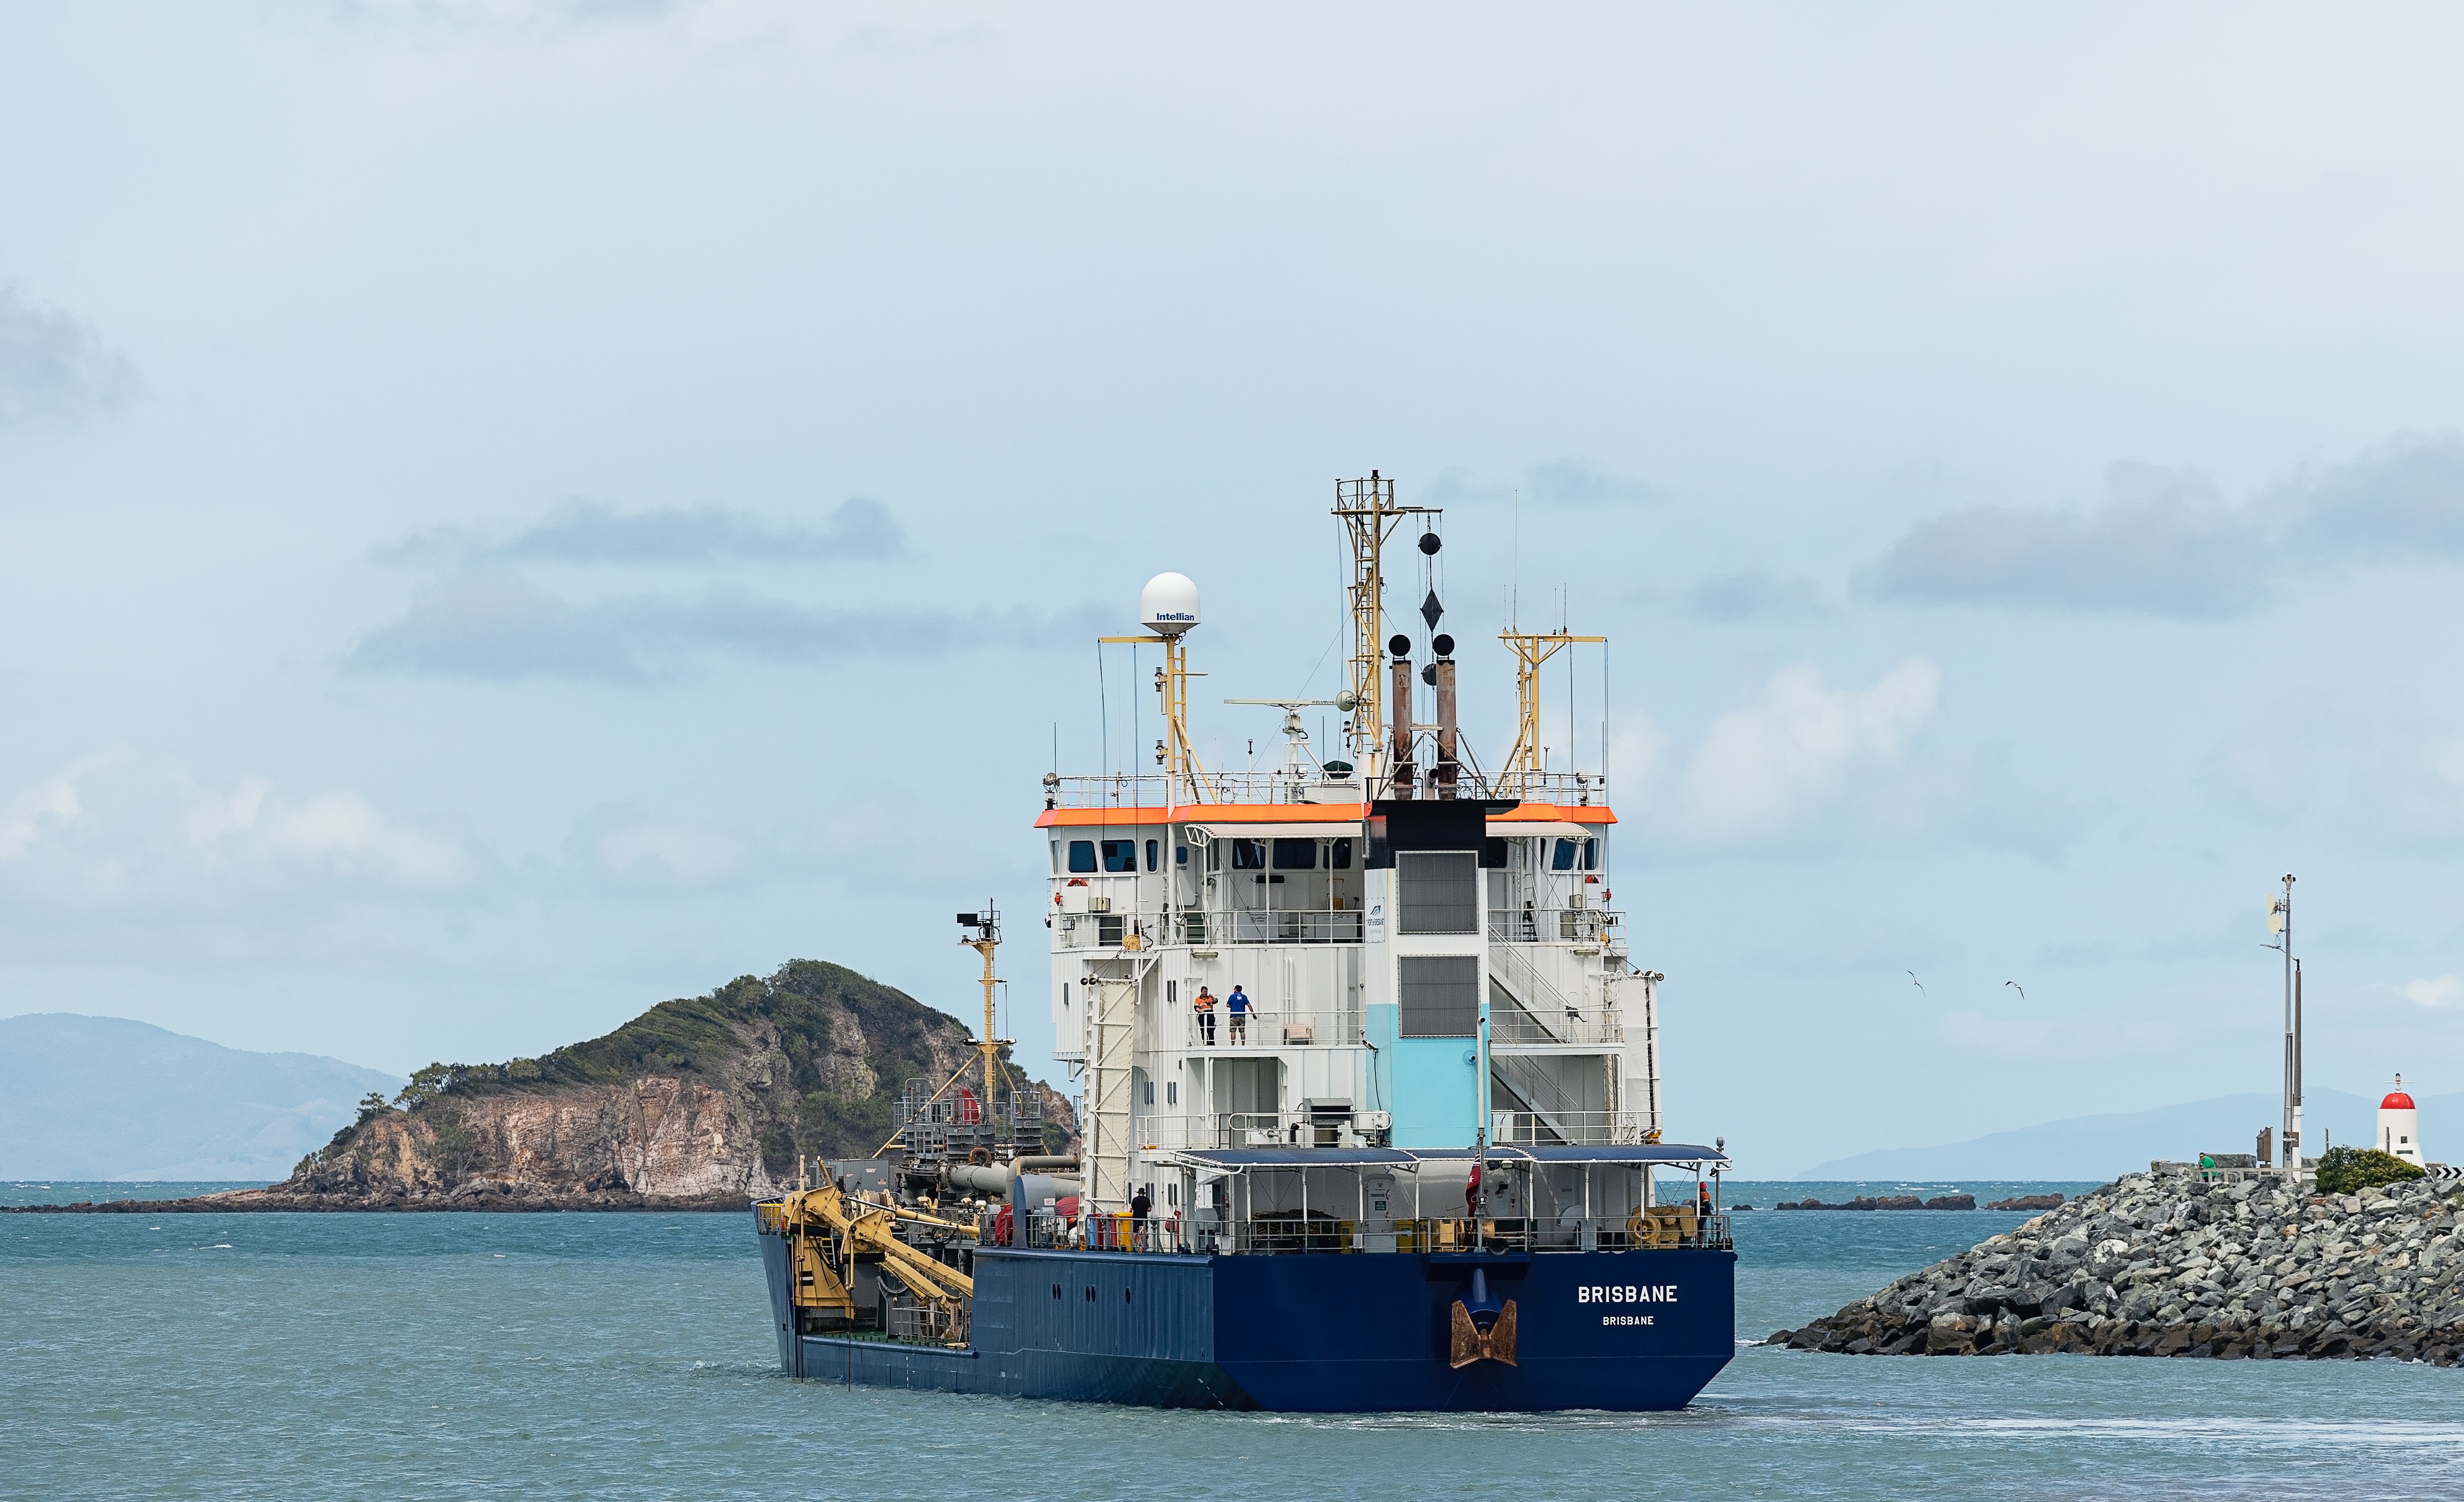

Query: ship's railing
left=885, top=1296, right=969, bottom=1346
left=1134, top=1110, right=1381, bottom=1151
left=1492, top=1111, right=1645, bottom=1146
left=1488, top=907, right=1624, bottom=946
left=1055, top=908, right=1365, bottom=950
left=1188, top=909, right=1364, bottom=946
left=1178, top=1008, right=1365, bottom=1050
left=1492, top=771, right=1607, bottom=806
left=1016, top=1210, right=1731, bottom=1255
left=1046, top=773, right=1360, bottom=810
left=1488, top=942, right=1622, bottom=1045
left=1488, top=1006, right=1622, bottom=1047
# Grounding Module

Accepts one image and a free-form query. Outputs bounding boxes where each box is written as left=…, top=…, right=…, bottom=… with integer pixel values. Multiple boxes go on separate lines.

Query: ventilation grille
left=1399, top=955, right=1480, bottom=1038
left=1396, top=850, right=1478, bottom=934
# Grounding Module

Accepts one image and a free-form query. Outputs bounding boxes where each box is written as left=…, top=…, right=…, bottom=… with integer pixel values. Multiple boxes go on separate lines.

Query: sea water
left=6, top=1181, right=2463, bottom=1501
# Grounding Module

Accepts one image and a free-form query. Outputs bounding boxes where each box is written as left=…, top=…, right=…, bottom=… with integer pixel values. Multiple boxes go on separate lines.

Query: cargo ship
left=755, top=474, right=1734, bottom=1410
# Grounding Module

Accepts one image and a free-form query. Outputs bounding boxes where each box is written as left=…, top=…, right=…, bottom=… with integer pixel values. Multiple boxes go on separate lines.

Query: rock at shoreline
left=1769, top=1170, right=2464, bottom=1364
left=1989, top=1194, right=2065, bottom=1212
left=7, top=959, right=1077, bottom=1215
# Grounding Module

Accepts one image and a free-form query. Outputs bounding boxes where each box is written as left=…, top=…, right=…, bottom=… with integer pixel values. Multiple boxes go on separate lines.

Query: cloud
left=1687, top=571, right=1831, bottom=621
left=383, top=496, right=903, bottom=567
left=1862, top=435, right=2464, bottom=619
left=346, top=566, right=1107, bottom=681
left=1861, top=462, right=2271, bottom=618
left=1943, top=1008, right=2053, bottom=1059
left=1671, top=658, right=1940, bottom=844
left=0, top=284, right=140, bottom=428
left=568, top=805, right=744, bottom=888
left=0, top=755, right=477, bottom=906
left=2400, top=976, right=2463, bottom=1010
left=1422, top=457, right=1656, bottom=510
left=2269, top=435, right=2464, bottom=561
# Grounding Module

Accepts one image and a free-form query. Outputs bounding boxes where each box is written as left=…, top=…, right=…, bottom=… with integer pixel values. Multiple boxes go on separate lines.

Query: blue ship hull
left=759, top=1218, right=1733, bottom=1411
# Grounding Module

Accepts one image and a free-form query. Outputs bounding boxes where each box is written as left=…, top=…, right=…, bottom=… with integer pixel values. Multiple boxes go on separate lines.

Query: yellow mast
left=1497, top=630, right=1605, bottom=798
left=1333, top=473, right=1435, bottom=790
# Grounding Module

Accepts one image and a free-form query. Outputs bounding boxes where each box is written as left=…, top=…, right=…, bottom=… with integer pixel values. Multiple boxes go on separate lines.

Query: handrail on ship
left=1007, top=1209, right=1733, bottom=1256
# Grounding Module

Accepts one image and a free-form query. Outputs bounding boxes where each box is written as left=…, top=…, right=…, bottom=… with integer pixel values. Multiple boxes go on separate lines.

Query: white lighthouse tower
left=2379, top=1076, right=2423, bottom=1166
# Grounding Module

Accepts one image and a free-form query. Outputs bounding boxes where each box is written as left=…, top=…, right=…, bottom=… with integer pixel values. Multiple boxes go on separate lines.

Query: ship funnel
left=1140, top=572, right=1201, bottom=636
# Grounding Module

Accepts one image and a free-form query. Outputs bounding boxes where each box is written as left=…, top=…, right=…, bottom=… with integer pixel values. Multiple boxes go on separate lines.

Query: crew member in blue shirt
left=1225, top=984, right=1252, bottom=1043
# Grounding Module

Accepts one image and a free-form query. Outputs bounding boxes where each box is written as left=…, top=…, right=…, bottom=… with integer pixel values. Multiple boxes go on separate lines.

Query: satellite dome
left=1140, top=572, right=1200, bottom=636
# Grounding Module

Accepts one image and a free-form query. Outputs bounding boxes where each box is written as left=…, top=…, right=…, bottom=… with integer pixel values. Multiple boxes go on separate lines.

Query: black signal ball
left=1388, top=634, right=1412, bottom=657
left=1420, top=664, right=1437, bottom=686
left=1431, top=633, right=1454, bottom=657
left=1418, top=531, right=1442, bottom=555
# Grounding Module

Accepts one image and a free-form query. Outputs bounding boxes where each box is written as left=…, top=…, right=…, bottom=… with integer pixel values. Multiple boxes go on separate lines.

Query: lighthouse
left=2379, top=1076, right=2423, bottom=1167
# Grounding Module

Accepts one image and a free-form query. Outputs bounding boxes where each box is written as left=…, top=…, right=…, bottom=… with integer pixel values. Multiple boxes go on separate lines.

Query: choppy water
left=6, top=1180, right=2462, bottom=1500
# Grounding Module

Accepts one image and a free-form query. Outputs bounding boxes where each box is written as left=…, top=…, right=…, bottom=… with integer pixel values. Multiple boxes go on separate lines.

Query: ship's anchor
left=1448, top=1267, right=1518, bottom=1369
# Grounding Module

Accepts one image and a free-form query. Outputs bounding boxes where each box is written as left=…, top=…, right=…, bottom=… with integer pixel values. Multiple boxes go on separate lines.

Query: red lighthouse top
left=2384, top=1090, right=2417, bottom=1111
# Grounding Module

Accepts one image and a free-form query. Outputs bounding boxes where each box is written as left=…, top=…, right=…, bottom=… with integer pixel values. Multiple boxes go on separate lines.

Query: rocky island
left=1770, top=1166, right=2464, bottom=1363
left=11, top=959, right=1074, bottom=1213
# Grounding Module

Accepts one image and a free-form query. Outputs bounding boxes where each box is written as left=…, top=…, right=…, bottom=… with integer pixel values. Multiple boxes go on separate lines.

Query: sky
left=4, top=1, right=2464, bottom=1174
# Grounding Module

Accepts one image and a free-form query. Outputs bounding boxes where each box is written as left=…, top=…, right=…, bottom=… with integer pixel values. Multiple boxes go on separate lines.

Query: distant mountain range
left=1797, top=1087, right=2453, bottom=1181
left=0, top=1013, right=401, bottom=1181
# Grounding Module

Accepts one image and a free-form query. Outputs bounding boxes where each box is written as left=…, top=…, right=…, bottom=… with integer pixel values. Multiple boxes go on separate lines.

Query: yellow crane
left=776, top=1179, right=976, bottom=1338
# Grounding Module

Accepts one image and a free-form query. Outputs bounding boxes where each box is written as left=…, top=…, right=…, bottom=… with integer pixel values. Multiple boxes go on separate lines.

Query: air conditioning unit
left=1088, top=895, right=1112, bottom=913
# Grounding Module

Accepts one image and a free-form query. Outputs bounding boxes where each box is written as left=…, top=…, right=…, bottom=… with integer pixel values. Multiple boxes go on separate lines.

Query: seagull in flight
left=2006, top=981, right=2026, bottom=1001
left=1908, top=971, right=1925, bottom=996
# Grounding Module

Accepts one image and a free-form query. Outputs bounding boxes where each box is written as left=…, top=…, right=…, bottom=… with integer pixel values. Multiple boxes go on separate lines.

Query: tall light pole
left=2268, top=874, right=2299, bottom=1177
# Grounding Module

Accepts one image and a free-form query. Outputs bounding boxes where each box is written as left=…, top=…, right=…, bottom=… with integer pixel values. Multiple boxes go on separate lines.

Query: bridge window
left=1271, top=838, right=1316, bottom=871
left=1551, top=837, right=1598, bottom=872
left=1101, top=840, right=1138, bottom=873
left=1231, top=839, right=1267, bottom=870
left=1329, top=838, right=1354, bottom=869
left=1068, top=840, right=1097, bottom=873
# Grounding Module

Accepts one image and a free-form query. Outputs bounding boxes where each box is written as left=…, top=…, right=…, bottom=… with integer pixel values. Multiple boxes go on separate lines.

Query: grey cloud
left=346, top=567, right=1104, bottom=681
left=1859, top=462, right=2274, bottom=618
left=2269, top=435, right=2464, bottom=560
left=384, top=496, right=903, bottom=567
left=504, top=495, right=904, bottom=563
left=1524, top=457, right=1657, bottom=508
left=1688, top=571, right=1831, bottom=621
left=0, top=284, right=140, bottom=428
left=1421, top=457, right=1656, bottom=509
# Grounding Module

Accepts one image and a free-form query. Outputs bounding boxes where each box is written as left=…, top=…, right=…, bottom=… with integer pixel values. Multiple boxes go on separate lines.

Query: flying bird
left=1908, top=971, right=1924, bottom=996
left=2006, top=981, right=2026, bottom=1001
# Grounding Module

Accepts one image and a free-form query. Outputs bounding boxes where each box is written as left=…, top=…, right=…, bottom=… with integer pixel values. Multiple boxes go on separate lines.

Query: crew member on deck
left=1193, top=986, right=1218, bottom=1045
left=1226, top=984, right=1251, bottom=1044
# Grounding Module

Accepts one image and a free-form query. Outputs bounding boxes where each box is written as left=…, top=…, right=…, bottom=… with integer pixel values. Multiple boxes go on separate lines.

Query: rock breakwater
left=1770, top=1168, right=2464, bottom=1363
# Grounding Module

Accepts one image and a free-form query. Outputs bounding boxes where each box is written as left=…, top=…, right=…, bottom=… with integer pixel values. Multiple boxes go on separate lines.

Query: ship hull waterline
left=760, top=1222, right=1735, bottom=1412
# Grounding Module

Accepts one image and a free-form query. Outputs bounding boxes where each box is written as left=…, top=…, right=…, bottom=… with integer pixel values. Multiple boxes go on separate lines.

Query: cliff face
left=269, top=959, right=1075, bottom=1208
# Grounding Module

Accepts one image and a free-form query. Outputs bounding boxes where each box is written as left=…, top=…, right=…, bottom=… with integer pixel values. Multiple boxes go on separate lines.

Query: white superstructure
left=1038, top=477, right=1662, bottom=1215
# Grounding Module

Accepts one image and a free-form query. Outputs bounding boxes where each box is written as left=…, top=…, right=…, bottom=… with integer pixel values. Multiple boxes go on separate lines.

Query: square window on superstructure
left=1068, top=840, right=1098, bottom=873
left=1271, top=838, right=1316, bottom=871
left=1101, top=840, right=1137, bottom=873
left=1329, top=838, right=1354, bottom=869
left=1231, top=840, right=1267, bottom=870
left=1552, top=838, right=1580, bottom=872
